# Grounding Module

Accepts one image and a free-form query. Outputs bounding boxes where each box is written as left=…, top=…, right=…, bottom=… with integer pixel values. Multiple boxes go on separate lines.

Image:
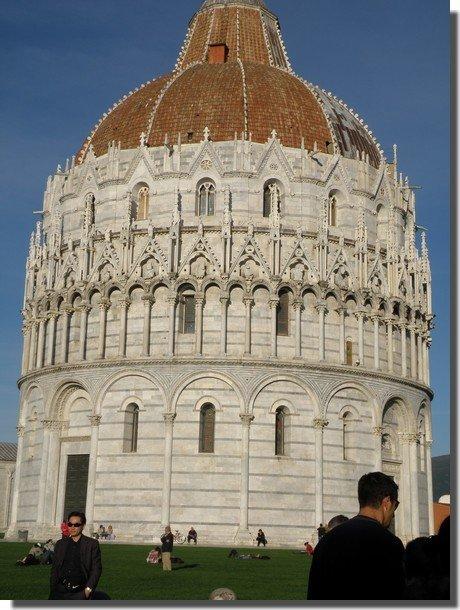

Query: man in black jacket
left=49, top=511, right=110, bottom=600
left=307, top=472, right=405, bottom=601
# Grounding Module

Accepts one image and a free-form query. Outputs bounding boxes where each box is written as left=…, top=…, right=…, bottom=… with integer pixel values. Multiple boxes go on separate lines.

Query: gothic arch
left=248, top=374, right=320, bottom=417
left=324, top=381, right=379, bottom=426
left=48, top=380, right=91, bottom=420
left=381, top=395, right=415, bottom=432
left=95, top=370, right=167, bottom=415
left=169, top=371, right=245, bottom=414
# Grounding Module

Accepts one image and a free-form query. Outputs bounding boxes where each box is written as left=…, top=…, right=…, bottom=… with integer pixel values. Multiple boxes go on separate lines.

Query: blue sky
left=0, top=0, right=450, bottom=455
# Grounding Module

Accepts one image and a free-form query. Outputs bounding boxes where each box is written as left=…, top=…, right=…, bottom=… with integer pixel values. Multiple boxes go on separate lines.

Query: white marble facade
left=5, top=128, right=435, bottom=547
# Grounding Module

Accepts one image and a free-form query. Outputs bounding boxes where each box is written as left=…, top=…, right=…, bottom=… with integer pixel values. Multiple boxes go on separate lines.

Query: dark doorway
left=63, top=454, right=89, bottom=520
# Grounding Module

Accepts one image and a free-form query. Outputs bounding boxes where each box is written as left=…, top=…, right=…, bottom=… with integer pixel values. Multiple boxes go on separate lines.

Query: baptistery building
left=8, top=0, right=435, bottom=546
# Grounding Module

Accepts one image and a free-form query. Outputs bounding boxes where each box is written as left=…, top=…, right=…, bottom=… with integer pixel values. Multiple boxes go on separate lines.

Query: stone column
left=372, top=316, right=380, bottom=370
left=425, top=439, right=435, bottom=534
left=6, top=426, right=25, bottom=538
left=356, top=309, right=365, bottom=366
left=47, top=313, right=57, bottom=366
left=408, top=434, right=420, bottom=538
left=167, top=297, right=177, bottom=357
left=236, top=413, right=254, bottom=542
left=269, top=298, right=279, bottom=358
left=399, top=433, right=413, bottom=542
left=386, top=318, right=394, bottom=373
left=338, top=308, right=346, bottom=365
left=417, top=332, right=423, bottom=382
left=28, top=320, right=38, bottom=370
left=372, top=426, right=383, bottom=471
left=400, top=324, right=407, bottom=377
left=313, top=417, right=329, bottom=528
left=316, top=303, right=327, bottom=362
left=97, top=300, right=109, bottom=360
left=219, top=295, right=229, bottom=356
left=60, top=307, right=71, bottom=364
left=36, top=420, right=52, bottom=524
left=78, top=305, right=90, bottom=361
left=85, top=415, right=102, bottom=532
left=293, top=299, right=303, bottom=359
left=21, top=324, right=31, bottom=374
left=410, top=326, right=417, bottom=378
left=195, top=294, right=204, bottom=357
left=425, top=338, right=431, bottom=386
left=36, top=318, right=46, bottom=369
left=118, top=299, right=130, bottom=358
left=161, top=413, right=176, bottom=526
left=243, top=297, right=253, bottom=357
left=142, top=296, right=153, bottom=357
left=44, top=422, right=61, bottom=526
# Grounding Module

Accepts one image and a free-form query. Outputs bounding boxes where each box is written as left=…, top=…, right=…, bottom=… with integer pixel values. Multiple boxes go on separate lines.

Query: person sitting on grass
left=187, top=527, right=197, bottom=544
left=147, top=547, right=162, bottom=564
left=41, top=540, right=55, bottom=565
left=304, top=541, right=314, bottom=556
left=16, top=543, right=44, bottom=566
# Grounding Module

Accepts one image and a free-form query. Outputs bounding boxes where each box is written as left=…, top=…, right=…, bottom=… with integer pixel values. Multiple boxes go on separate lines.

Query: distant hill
left=432, top=455, right=450, bottom=501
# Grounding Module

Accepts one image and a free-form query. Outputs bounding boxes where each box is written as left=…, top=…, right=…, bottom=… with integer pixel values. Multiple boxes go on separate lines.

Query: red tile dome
left=77, top=0, right=382, bottom=168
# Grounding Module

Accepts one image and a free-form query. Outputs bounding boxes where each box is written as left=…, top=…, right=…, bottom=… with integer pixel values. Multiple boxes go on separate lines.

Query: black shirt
left=61, top=537, right=85, bottom=586
left=307, top=515, right=405, bottom=600
left=161, top=533, right=174, bottom=553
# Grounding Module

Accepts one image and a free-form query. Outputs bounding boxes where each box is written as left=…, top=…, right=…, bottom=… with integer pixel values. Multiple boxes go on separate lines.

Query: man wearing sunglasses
left=307, top=472, right=405, bottom=601
left=50, top=511, right=110, bottom=600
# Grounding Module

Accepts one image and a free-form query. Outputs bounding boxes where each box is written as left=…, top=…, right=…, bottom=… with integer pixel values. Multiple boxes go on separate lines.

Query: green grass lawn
left=0, top=543, right=311, bottom=600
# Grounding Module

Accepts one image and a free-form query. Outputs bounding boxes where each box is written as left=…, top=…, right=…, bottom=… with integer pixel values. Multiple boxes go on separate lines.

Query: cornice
left=18, top=356, right=433, bottom=399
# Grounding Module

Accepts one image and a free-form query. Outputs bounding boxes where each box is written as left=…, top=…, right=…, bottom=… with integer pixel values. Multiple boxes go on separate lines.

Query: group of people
left=307, top=472, right=450, bottom=601
left=93, top=524, right=116, bottom=540
left=17, top=471, right=450, bottom=601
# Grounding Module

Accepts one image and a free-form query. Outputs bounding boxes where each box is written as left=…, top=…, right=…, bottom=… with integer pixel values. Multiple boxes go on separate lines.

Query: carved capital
left=239, top=413, right=255, bottom=427
left=243, top=297, right=254, bottom=307
left=119, top=299, right=131, bottom=309
left=372, top=426, right=384, bottom=437
left=99, top=299, right=110, bottom=311
left=16, top=425, right=25, bottom=437
left=163, top=412, right=176, bottom=425
left=292, top=298, right=303, bottom=311
left=399, top=432, right=419, bottom=444
left=88, top=415, right=102, bottom=427
left=42, top=419, right=62, bottom=431
left=315, top=302, right=328, bottom=314
left=268, top=298, right=279, bottom=310
left=219, top=295, right=229, bottom=306
left=142, top=295, right=154, bottom=306
left=313, top=417, right=329, bottom=430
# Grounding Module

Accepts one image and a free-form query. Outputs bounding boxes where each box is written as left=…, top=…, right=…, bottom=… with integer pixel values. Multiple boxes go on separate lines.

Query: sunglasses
left=67, top=522, right=83, bottom=527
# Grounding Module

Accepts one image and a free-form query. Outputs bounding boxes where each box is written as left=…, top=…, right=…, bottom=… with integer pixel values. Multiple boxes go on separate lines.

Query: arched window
left=275, top=406, right=288, bottom=456
left=276, top=290, right=290, bottom=336
left=196, top=181, right=216, bottom=216
left=346, top=339, right=353, bottom=365
left=199, top=404, right=215, bottom=453
left=124, top=403, right=139, bottom=453
left=263, top=181, right=281, bottom=218
left=137, top=186, right=149, bottom=221
left=328, top=195, right=337, bottom=227
left=342, top=411, right=352, bottom=460
left=178, top=288, right=196, bottom=334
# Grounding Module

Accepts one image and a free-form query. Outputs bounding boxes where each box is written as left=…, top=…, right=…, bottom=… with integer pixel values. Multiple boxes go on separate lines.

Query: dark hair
left=358, top=472, right=398, bottom=508
left=328, top=515, right=349, bottom=530
left=67, top=511, right=86, bottom=525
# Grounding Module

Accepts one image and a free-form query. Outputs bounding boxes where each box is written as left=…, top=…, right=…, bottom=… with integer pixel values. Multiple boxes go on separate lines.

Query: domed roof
left=77, top=0, right=382, bottom=168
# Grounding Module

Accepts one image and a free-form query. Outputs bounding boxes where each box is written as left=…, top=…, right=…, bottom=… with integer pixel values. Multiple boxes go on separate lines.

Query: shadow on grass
left=172, top=563, right=200, bottom=571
